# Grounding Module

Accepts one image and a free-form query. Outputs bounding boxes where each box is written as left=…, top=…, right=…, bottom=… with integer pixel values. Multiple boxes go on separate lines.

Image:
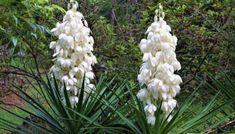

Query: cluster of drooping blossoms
left=49, top=1, right=97, bottom=107
left=137, top=5, right=182, bottom=125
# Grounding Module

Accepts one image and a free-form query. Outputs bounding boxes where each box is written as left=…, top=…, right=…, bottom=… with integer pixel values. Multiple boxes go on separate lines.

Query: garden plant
left=0, top=0, right=234, bottom=134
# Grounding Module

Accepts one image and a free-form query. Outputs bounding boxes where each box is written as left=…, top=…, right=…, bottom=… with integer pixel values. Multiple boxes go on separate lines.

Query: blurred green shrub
left=0, top=0, right=64, bottom=69
left=75, top=0, right=235, bottom=85
left=1, top=0, right=234, bottom=86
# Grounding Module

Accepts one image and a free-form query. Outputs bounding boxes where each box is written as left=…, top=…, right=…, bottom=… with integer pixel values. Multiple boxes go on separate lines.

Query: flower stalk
left=137, top=4, right=182, bottom=125
left=49, top=1, right=97, bottom=107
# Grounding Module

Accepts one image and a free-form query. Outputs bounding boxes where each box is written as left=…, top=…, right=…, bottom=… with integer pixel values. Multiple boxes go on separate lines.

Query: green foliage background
left=0, top=0, right=64, bottom=69
left=77, top=0, right=235, bottom=83
left=1, top=0, right=234, bottom=80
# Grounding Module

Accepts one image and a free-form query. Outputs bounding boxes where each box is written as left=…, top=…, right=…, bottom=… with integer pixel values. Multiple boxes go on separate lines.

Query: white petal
left=69, top=96, right=78, bottom=107
left=147, top=115, right=156, bottom=125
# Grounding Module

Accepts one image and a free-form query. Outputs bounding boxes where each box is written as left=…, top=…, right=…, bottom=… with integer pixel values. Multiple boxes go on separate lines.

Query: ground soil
left=0, top=92, right=25, bottom=108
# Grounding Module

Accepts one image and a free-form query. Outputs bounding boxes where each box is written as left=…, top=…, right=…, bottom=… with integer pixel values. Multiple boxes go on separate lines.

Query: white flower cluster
left=137, top=5, right=182, bottom=125
left=49, top=1, right=97, bottom=107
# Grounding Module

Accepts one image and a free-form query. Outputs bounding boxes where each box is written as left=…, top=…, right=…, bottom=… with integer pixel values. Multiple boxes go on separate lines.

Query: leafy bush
left=0, top=0, right=64, bottom=69
left=71, top=0, right=235, bottom=83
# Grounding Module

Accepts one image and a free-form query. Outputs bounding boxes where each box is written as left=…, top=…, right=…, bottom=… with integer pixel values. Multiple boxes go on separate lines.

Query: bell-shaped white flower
left=137, top=4, right=182, bottom=125
left=69, top=96, right=79, bottom=108
left=147, top=115, right=156, bottom=125
left=50, top=1, right=97, bottom=106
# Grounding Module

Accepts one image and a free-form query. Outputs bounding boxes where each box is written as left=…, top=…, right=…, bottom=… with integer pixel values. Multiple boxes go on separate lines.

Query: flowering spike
left=154, top=3, right=165, bottom=22
left=68, top=0, right=78, bottom=11
left=137, top=4, right=182, bottom=125
left=50, top=2, right=97, bottom=107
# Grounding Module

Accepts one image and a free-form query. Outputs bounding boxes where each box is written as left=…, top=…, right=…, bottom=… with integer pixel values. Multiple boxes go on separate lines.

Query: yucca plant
left=203, top=73, right=235, bottom=132
left=129, top=3, right=231, bottom=133
left=124, top=83, right=235, bottom=134
left=1, top=70, right=235, bottom=134
left=1, top=1, right=234, bottom=133
left=206, top=73, right=235, bottom=103
left=0, top=72, right=134, bottom=134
